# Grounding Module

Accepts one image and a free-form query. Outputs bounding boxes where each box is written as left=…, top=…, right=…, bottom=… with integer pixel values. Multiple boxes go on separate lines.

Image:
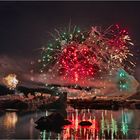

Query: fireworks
left=116, top=69, right=131, bottom=91
left=39, top=25, right=135, bottom=82
left=3, top=74, right=19, bottom=90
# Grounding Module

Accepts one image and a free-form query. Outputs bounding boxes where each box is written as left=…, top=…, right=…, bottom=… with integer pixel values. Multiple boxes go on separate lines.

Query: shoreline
left=68, top=97, right=140, bottom=110
left=0, top=94, right=140, bottom=112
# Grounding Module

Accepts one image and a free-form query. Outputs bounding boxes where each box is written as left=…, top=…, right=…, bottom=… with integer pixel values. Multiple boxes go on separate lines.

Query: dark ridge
left=17, top=86, right=54, bottom=95
left=47, top=84, right=100, bottom=91
left=0, top=84, right=55, bottom=96
left=0, top=83, right=98, bottom=96
left=0, top=85, right=14, bottom=95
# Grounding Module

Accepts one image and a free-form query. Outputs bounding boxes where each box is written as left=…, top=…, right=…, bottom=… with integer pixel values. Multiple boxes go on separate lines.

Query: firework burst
left=39, top=24, right=135, bottom=82
left=3, top=74, right=19, bottom=90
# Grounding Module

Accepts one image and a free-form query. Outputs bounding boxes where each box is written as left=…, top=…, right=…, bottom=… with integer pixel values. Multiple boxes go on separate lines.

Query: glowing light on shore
left=3, top=74, right=19, bottom=90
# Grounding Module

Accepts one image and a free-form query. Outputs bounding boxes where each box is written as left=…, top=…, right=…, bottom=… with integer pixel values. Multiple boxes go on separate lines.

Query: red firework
left=40, top=25, right=134, bottom=82
left=58, top=43, right=99, bottom=81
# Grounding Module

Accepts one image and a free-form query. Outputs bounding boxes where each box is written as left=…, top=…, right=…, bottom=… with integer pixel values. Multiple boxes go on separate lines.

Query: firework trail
left=38, top=24, right=134, bottom=82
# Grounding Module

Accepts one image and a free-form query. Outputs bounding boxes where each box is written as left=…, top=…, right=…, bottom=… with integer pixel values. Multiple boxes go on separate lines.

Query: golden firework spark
left=3, top=74, right=19, bottom=90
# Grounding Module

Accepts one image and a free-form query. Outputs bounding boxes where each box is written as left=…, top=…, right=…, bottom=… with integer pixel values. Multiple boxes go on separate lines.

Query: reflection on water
left=40, top=109, right=132, bottom=139
left=0, top=109, right=140, bottom=139
left=3, top=112, right=18, bottom=129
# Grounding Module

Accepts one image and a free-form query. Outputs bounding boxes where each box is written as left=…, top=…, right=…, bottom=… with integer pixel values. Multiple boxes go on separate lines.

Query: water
left=0, top=108, right=140, bottom=139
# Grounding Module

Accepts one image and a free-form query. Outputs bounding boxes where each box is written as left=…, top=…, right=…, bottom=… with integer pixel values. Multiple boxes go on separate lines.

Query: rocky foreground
left=68, top=90, right=140, bottom=110
left=0, top=90, right=140, bottom=111
left=68, top=96, right=140, bottom=110
left=0, top=94, right=58, bottom=111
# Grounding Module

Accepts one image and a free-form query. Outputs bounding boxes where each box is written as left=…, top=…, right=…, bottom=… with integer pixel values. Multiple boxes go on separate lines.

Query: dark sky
left=0, top=2, right=140, bottom=56
left=0, top=1, right=140, bottom=84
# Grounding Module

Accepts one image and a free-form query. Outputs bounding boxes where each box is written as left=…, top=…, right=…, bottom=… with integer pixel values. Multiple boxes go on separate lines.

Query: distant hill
left=0, top=84, right=54, bottom=96
left=0, top=83, right=96, bottom=96
left=0, top=85, right=14, bottom=95
left=127, top=86, right=140, bottom=100
left=1, top=83, right=139, bottom=99
left=128, top=92, right=140, bottom=100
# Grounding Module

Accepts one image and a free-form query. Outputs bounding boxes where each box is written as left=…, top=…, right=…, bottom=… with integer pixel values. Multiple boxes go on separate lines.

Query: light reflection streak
left=121, top=110, right=129, bottom=135
left=3, top=112, right=18, bottom=129
left=40, top=109, right=130, bottom=139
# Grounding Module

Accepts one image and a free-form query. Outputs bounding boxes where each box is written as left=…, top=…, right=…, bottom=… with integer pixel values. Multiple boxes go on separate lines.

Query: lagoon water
left=0, top=108, right=140, bottom=139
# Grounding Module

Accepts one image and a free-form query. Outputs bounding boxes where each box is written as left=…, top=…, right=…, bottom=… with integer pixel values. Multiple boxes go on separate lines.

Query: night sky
left=0, top=1, right=140, bottom=85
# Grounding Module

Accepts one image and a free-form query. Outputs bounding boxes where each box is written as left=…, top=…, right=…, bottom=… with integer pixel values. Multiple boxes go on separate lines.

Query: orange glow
left=3, top=112, right=18, bottom=129
left=3, top=74, right=19, bottom=90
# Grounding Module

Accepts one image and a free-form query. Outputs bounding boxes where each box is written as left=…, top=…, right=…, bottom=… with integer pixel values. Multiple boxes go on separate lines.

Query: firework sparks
left=3, top=74, right=19, bottom=90
left=39, top=25, right=135, bottom=82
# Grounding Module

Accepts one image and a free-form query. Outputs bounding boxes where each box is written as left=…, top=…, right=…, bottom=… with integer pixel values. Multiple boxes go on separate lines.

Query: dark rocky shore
left=68, top=91, right=140, bottom=110
left=0, top=82, right=140, bottom=111
left=0, top=93, right=140, bottom=111
left=0, top=94, right=58, bottom=111
left=69, top=97, right=140, bottom=110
